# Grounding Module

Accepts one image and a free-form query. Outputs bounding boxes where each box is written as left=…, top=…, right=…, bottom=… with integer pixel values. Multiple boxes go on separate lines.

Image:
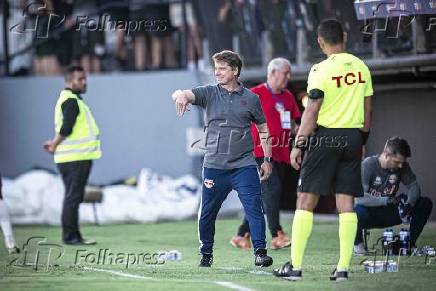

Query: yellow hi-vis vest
left=54, top=89, right=102, bottom=163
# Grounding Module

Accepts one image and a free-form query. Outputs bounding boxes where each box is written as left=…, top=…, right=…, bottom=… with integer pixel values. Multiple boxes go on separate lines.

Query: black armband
left=308, top=89, right=324, bottom=100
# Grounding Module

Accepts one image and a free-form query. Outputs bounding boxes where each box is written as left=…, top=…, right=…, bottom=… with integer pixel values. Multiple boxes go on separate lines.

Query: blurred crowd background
left=1, top=0, right=436, bottom=76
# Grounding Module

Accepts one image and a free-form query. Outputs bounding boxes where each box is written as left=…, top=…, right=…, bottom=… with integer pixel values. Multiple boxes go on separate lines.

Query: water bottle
left=399, top=229, right=406, bottom=255
left=404, top=229, right=410, bottom=255
left=383, top=229, right=394, bottom=255
left=399, top=229, right=410, bottom=255
left=382, top=229, right=389, bottom=255
left=388, top=229, right=394, bottom=255
left=388, top=229, right=394, bottom=240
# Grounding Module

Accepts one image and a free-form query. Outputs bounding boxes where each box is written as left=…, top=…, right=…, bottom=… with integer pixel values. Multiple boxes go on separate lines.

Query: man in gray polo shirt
left=171, top=50, right=274, bottom=267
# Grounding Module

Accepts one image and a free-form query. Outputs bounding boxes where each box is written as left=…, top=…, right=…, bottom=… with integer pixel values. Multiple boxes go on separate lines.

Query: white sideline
left=83, top=266, right=154, bottom=280
left=84, top=266, right=256, bottom=291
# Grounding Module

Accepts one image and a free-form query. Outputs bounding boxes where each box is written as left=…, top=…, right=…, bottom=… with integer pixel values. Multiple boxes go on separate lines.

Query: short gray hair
left=267, top=58, right=291, bottom=75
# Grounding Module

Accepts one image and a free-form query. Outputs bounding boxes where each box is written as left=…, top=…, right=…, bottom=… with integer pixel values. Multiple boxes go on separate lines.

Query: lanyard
left=265, top=83, right=283, bottom=104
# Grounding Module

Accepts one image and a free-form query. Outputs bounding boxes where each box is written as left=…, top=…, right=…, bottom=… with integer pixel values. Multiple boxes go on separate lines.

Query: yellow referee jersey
left=307, top=53, right=373, bottom=128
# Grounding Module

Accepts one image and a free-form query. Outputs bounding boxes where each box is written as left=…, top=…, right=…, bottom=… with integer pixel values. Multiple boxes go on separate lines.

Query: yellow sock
left=337, top=212, right=358, bottom=271
left=291, top=209, right=313, bottom=269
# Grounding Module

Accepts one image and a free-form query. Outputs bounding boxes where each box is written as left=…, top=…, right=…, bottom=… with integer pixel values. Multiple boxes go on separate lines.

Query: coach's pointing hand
left=175, top=96, right=190, bottom=116
left=172, top=90, right=190, bottom=116
left=172, top=89, right=196, bottom=116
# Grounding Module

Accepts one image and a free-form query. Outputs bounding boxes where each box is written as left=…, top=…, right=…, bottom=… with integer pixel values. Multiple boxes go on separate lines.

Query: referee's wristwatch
left=264, top=157, right=273, bottom=163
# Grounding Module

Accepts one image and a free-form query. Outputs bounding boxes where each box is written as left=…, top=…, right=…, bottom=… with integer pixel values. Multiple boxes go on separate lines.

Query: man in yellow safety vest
left=44, top=65, right=102, bottom=245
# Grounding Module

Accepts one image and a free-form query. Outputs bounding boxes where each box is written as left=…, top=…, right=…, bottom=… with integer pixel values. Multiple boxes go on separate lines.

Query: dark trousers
left=199, top=166, right=266, bottom=254
left=355, top=197, right=433, bottom=246
left=238, top=159, right=288, bottom=238
left=57, top=160, right=92, bottom=241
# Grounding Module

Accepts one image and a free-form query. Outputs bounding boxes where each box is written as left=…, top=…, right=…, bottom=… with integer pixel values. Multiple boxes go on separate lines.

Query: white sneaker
left=353, top=243, right=366, bottom=256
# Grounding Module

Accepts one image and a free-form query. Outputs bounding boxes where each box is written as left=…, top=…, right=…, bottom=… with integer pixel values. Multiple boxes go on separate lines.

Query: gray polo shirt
left=192, top=83, right=266, bottom=169
left=356, top=155, right=420, bottom=207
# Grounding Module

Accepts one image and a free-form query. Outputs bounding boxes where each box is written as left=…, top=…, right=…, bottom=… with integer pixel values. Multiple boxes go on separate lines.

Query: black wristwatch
left=264, top=157, right=273, bottom=163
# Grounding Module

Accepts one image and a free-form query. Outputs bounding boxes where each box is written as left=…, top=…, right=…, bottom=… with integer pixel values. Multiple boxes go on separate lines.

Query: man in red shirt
left=230, top=58, right=301, bottom=250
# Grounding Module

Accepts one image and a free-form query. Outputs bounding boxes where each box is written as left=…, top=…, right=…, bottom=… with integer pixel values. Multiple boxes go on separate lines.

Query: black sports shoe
left=273, top=262, right=302, bottom=281
left=254, top=249, right=273, bottom=267
left=329, top=268, right=348, bottom=282
left=199, top=254, right=213, bottom=267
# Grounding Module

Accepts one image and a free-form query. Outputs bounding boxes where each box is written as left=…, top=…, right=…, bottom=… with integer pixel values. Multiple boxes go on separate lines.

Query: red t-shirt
left=251, top=83, right=301, bottom=164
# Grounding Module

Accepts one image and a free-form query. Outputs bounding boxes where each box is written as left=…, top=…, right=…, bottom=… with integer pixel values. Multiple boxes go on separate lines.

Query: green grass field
left=1, top=218, right=435, bottom=290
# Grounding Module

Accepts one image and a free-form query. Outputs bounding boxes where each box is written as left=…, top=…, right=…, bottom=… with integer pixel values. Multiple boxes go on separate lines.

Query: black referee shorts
left=297, top=127, right=363, bottom=197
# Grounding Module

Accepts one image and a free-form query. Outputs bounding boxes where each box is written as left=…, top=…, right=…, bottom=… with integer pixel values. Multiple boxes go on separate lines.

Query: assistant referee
left=273, top=19, right=373, bottom=282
